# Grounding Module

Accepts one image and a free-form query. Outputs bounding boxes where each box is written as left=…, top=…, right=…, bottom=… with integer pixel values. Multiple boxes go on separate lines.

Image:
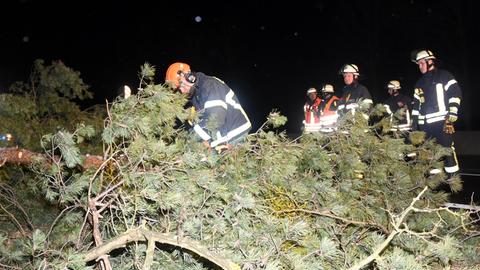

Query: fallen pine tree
left=1, top=64, right=479, bottom=270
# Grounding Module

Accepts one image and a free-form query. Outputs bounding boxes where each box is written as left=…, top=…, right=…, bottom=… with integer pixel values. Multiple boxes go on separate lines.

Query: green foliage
left=0, top=59, right=105, bottom=269
left=426, top=236, right=462, bottom=265
left=0, top=233, right=24, bottom=263
left=31, top=229, right=47, bottom=253
left=0, top=59, right=104, bottom=151
left=1, top=65, right=478, bottom=270
left=267, top=110, right=288, bottom=127
left=376, top=247, right=426, bottom=270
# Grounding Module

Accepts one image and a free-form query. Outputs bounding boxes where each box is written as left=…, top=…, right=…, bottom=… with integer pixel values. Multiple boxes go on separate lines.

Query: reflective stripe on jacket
left=412, top=69, right=461, bottom=125
left=304, top=97, right=322, bottom=124
left=191, top=72, right=251, bottom=147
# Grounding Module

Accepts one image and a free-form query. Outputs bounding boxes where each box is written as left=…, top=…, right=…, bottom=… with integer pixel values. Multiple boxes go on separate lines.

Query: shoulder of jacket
left=358, top=83, right=368, bottom=90
left=437, top=69, right=455, bottom=78
left=199, top=75, right=230, bottom=97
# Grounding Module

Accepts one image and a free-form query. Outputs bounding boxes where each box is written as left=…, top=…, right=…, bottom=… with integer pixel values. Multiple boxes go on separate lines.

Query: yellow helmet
left=387, top=80, right=401, bottom=90
left=321, top=84, right=334, bottom=93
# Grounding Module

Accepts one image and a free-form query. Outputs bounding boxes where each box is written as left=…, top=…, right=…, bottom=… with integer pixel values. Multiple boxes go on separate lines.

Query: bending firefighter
left=411, top=49, right=462, bottom=176
left=165, top=62, right=251, bottom=150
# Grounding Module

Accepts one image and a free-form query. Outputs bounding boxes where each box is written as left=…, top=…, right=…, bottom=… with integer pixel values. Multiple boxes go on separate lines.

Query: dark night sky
left=1, top=0, right=479, bottom=133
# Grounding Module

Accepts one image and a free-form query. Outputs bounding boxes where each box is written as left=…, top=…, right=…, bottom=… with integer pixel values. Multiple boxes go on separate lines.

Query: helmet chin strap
left=188, top=83, right=198, bottom=98
left=426, top=59, right=435, bottom=71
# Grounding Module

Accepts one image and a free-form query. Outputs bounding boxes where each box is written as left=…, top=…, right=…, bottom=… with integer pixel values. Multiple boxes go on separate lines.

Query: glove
left=214, top=144, right=231, bottom=154
left=187, top=106, right=196, bottom=125
left=443, top=120, right=455, bottom=134
left=447, top=114, right=458, bottom=123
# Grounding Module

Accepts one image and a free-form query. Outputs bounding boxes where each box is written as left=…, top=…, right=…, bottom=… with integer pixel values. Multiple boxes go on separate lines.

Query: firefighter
left=319, top=84, right=340, bottom=132
left=383, top=80, right=413, bottom=131
left=338, top=64, right=373, bottom=116
left=411, top=49, right=462, bottom=176
left=304, top=87, right=322, bottom=124
left=165, top=62, right=251, bottom=151
left=303, top=87, right=322, bottom=132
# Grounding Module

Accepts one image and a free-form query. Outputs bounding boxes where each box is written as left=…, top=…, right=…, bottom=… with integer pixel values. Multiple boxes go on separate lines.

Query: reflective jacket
left=384, top=93, right=413, bottom=131
left=304, top=97, right=322, bottom=124
left=412, top=69, right=462, bottom=126
left=338, top=83, right=373, bottom=113
left=190, top=72, right=251, bottom=147
left=319, top=95, right=340, bottom=128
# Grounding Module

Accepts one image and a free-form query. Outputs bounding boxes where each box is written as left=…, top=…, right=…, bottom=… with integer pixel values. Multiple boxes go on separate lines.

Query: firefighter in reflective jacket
left=303, top=87, right=323, bottom=133
left=338, top=64, right=373, bottom=116
left=319, top=84, right=340, bottom=132
left=304, top=87, right=322, bottom=121
left=383, top=80, right=413, bottom=131
left=165, top=62, right=252, bottom=150
left=411, top=49, right=462, bottom=175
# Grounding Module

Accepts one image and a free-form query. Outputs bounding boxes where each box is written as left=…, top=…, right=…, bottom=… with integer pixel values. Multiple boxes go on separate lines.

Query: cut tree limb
left=83, top=227, right=241, bottom=270
left=0, top=147, right=103, bottom=169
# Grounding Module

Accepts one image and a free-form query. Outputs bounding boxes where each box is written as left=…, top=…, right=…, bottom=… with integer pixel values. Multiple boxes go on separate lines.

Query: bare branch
left=0, top=202, right=27, bottom=236
left=142, top=238, right=156, bottom=270
left=46, top=205, right=77, bottom=242
left=0, top=262, right=21, bottom=270
left=88, top=198, right=112, bottom=270
left=83, top=227, right=241, bottom=270
left=0, top=184, right=34, bottom=230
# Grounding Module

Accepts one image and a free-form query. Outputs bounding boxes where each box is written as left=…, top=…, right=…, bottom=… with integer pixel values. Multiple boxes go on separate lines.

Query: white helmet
left=306, top=87, right=317, bottom=94
left=387, top=80, right=401, bottom=90
left=340, top=64, right=360, bottom=76
left=412, top=49, right=436, bottom=63
left=321, top=84, right=334, bottom=93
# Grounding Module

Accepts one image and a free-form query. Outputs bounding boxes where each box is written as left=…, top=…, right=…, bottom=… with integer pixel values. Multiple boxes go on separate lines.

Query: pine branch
left=347, top=186, right=429, bottom=270
left=0, top=262, right=21, bottom=270
left=88, top=198, right=112, bottom=270
left=143, top=238, right=156, bottom=270
left=83, top=227, right=241, bottom=270
left=45, top=205, right=77, bottom=243
left=0, top=183, right=34, bottom=231
left=275, top=208, right=389, bottom=234
left=0, top=201, right=27, bottom=236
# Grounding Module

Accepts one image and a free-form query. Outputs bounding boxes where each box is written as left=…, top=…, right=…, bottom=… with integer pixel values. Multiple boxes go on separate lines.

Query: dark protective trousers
left=420, top=121, right=459, bottom=174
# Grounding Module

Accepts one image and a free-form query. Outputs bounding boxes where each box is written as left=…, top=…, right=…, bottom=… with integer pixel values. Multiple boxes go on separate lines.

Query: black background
left=1, top=0, right=478, bottom=133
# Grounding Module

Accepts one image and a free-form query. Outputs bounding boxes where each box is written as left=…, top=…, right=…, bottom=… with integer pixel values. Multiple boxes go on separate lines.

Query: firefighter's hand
left=443, top=120, right=455, bottom=134
left=187, top=106, right=196, bottom=125
left=202, top=140, right=212, bottom=151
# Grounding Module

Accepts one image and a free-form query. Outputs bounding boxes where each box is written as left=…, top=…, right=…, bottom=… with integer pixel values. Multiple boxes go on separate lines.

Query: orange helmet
left=165, top=62, right=191, bottom=87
